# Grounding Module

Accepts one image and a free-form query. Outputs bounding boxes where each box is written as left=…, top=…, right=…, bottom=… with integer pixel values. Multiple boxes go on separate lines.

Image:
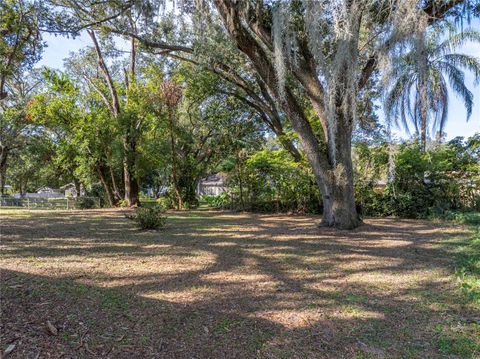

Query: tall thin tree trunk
left=0, top=147, right=8, bottom=196
left=418, top=31, right=429, bottom=152
left=419, top=75, right=428, bottom=151
left=95, top=164, right=115, bottom=207
left=236, top=154, right=245, bottom=210
left=168, top=110, right=182, bottom=209
left=421, top=118, right=427, bottom=151
left=122, top=36, right=141, bottom=207
left=123, top=135, right=140, bottom=206
left=103, top=148, right=122, bottom=201
left=20, top=180, right=27, bottom=197
left=109, top=164, right=122, bottom=201
left=74, top=179, right=81, bottom=198
left=89, top=30, right=141, bottom=206
left=239, top=175, right=245, bottom=210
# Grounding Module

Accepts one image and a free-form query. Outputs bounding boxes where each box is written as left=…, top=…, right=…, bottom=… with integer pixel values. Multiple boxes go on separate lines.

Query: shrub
left=201, top=192, right=231, bottom=209
left=126, top=205, right=167, bottom=230
left=354, top=136, right=480, bottom=218
left=89, top=183, right=108, bottom=208
left=201, top=194, right=216, bottom=206
left=75, top=197, right=97, bottom=209
left=156, top=196, right=173, bottom=210
left=222, top=149, right=322, bottom=213
left=117, top=199, right=129, bottom=208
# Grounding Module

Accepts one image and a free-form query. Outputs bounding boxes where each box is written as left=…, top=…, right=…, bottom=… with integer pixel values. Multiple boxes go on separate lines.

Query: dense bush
left=354, top=135, right=480, bottom=218
left=88, top=183, right=109, bottom=208
left=75, top=197, right=97, bottom=209
left=200, top=135, right=478, bottom=219
left=201, top=193, right=231, bottom=209
left=212, top=149, right=321, bottom=214
left=201, top=194, right=216, bottom=206
left=156, top=196, right=173, bottom=210
left=126, top=205, right=167, bottom=230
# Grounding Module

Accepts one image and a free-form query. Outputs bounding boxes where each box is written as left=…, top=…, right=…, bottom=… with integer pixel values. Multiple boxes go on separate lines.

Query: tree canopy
left=0, top=0, right=478, bottom=227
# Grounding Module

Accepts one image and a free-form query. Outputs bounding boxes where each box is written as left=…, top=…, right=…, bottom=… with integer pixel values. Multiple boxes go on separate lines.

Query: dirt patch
left=1, top=209, right=478, bottom=358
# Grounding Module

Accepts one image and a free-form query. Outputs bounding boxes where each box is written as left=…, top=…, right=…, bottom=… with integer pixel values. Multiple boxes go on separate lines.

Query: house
left=61, top=183, right=85, bottom=197
left=14, top=187, right=64, bottom=199
left=196, top=173, right=228, bottom=196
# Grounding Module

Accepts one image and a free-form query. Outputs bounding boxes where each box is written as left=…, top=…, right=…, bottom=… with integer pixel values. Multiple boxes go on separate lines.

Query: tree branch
left=87, top=29, right=120, bottom=117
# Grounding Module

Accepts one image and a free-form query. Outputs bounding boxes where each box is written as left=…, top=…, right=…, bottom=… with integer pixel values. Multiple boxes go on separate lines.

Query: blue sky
left=39, top=26, right=480, bottom=141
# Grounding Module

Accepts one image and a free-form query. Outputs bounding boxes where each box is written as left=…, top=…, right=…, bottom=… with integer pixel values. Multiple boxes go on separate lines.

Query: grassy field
left=1, top=208, right=479, bottom=358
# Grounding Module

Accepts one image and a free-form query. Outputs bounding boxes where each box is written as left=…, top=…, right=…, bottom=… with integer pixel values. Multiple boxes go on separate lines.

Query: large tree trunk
left=318, top=125, right=359, bottom=229
left=123, top=165, right=139, bottom=206
left=302, top=114, right=359, bottom=229
left=0, top=147, right=8, bottom=196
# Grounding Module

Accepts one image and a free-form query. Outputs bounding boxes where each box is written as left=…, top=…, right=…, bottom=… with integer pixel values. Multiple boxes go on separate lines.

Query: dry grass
left=1, top=208, right=478, bottom=358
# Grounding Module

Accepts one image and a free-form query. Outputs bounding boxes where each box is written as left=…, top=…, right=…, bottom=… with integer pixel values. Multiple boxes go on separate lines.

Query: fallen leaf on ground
left=46, top=321, right=58, bottom=336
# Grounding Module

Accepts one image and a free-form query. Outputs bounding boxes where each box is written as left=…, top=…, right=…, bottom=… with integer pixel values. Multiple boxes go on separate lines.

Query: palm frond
left=433, top=29, right=480, bottom=57
left=437, top=61, right=473, bottom=120
left=441, top=53, right=480, bottom=85
left=428, top=70, right=449, bottom=134
left=384, top=72, right=416, bottom=134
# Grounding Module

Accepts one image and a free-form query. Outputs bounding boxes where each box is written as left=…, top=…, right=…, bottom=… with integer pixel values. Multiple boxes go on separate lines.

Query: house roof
left=60, top=183, right=76, bottom=190
left=201, top=172, right=228, bottom=185
left=36, top=186, right=62, bottom=193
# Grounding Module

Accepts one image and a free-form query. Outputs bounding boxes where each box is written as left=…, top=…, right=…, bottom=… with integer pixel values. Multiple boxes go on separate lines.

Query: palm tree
left=385, top=27, right=480, bottom=151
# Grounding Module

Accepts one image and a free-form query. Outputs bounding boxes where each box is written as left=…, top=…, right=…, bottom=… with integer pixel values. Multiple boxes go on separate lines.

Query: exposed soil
left=0, top=209, right=477, bottom=358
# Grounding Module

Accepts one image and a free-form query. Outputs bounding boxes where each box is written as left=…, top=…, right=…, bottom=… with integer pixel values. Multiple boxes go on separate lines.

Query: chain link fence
left=0, top=197, right=101, bottom=210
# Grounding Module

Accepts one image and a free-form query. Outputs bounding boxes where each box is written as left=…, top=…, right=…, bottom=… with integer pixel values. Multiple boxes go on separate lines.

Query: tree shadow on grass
left=1, top=210, right=478, bottom=358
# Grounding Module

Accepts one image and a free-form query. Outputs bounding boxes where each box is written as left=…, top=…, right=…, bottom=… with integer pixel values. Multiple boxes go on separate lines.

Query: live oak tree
left=201, top=0, right=474, bottom=228
left=46, top=0, right=476, bottom=228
